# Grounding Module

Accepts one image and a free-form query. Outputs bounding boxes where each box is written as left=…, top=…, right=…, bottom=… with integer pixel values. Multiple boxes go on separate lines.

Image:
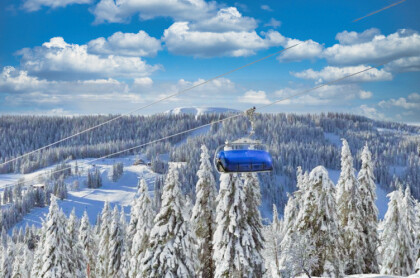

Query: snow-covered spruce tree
left=129, top=179, right=155, bottom=278
left=294, top=166, right=343, bottom=277
left=401, top=186, right=418, bottom=275
left=96, top=201, right=111, bottom=277
left=1, top=241, right=14, bottom=278
left=416, top=201, right=420, bottom=272
left=357, top=143, right=379, bottom=273
left=380, top=186, right=405, bottom=275
left=79, top=210, right=96, bottom=278
left=190, top=145, right=217, bottom=278
left=31, top=222, right=46, bottom=277
left=141, top=164, right=196, bottom=277
left=263, top=204, right=283, bottom=278
left=67, top=208, right=85, bottom=277
left=127, top=179, right=144, bottom=254
left=119, top=207, right=129, bottom=278
left=39, top=196, right=72, bottom=278
left=336, top=139, right=365, bottom=274
left=242, top=172, right=265, bottom=276
left=107, top=206, right=125, bottom=277
left=12, top=244, right=33, bottom=278
left=213, top=173, right=259, bottom=278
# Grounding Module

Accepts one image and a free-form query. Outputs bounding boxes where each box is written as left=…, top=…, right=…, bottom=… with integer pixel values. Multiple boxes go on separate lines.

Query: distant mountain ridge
left=164, top=107, right=241, bottom=116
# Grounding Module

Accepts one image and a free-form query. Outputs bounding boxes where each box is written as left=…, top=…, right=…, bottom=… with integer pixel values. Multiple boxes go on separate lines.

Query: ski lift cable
left=352, top=0, right=406, bottom=22
left=2, top=62, right=387, bottom=190
left=0, top=43, right=301, bottom=169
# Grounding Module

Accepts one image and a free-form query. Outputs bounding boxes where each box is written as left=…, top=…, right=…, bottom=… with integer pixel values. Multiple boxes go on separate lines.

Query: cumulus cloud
left=17, top=37, right=160, bottom=80
left=22, top=0, right=92, bottom=12
left=324, top=29, right=420, bottom=66
left=335, top=28, right=381, bottom=45
left=191, top=7, right=257, bottom=32
left=239, top=90, right=270, bottom=104
left=91, top=0, right=216, bottom=24
left=384, top=56, right=420, bottom=73
left=291, top=65, right=393, bottom=83
left=163, top=22, right=284, bottom=57
left=0, top=66, right=49, bottom=92
left=277, top=38, right=323, bottom=62
left=378, top=93, right=420, bottom=109
left=274, top=84, right=374, bottom=105
left=87, top=30, right=161, bottom=57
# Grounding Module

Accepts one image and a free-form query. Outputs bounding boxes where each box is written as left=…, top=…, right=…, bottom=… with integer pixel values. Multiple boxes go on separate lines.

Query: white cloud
left=274, top=84, right=374, bottom=105
left=239, top=90, right=270, bottom=104
left=0, top=66, right=50, bottom=92
left=264, top=18, right=281, bottom=28
left=191, top=7, right=257, bottom=32
left=260, top=5, right=273, bottom=11
left=133, top=77, right=153, bottom=87
left=378, top=94, right=420, bottom=109
left=87, top=30, right=161, bottom=57
left=384, top=56, right=420, bottom=73
left=357, top=105, right=387, bottom=120
left=277, top=38, right=323, bottom=62
left=292, top=65, right=393, bottom=83
left=162, top=22, right=284, bottom=57
left=22, top=0, right=92, bottom=12
left=18, top=37, right=160, bottom=80
left=335, top=28, right=381, bottom=45
left=324, top=29, right=420, bottom=66
left=91, top=0, right=216, bottom=24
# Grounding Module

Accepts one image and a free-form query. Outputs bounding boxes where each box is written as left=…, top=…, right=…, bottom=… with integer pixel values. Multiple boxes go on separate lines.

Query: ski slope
left=5, top=156, right=161, bottom=231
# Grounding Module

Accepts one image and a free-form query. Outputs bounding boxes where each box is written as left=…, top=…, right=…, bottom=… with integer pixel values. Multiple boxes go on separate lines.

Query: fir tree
left=242, top=172, right=265, bottom=276
left=129, top=179, right=154, bottom=278
left=1, top=241, right=14, bottom=278
left=190, top=145, right=217, bottom=278
left=213, top=173, right=257, bottom=278
left=67, top=208, right=85, bottom=277
left=336, top=139, right=365, bottom=274
left=294, top=166, right=343, bottom=277
left=108, top=206, right=125, bottom=277
left=263, top=204, right=283, bottom=278
left=357, top=143, right=379, bottom=273
left=141, top=164, right=196, bottom=277
left=79, top=210, right=96, bottom=278
left=401, top=186, right=418, bottom=275
left=39, top=196, right=72, bottom=278
left=96, top=201, right=111, bottom=277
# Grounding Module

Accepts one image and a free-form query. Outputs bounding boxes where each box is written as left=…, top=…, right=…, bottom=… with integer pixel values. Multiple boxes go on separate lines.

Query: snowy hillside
left=164, top=106, right=241, bottom=116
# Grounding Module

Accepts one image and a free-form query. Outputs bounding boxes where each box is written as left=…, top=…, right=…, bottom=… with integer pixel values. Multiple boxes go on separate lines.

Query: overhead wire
left=1, top=62, right=387, bottom=190
left=353, top=0, right=406, bottom=22
left=0, top=43, right=301, bottom=169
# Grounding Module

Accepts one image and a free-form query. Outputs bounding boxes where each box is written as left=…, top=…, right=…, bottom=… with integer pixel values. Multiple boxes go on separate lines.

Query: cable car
left=214, top=139, right=273, bottom=173
left=214, top=107, right=273, bottom=173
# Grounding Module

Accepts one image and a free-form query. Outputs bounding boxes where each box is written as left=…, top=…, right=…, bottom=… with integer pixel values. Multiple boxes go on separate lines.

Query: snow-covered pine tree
left=213, top=173, right=258, bottom=278
left=294, top=166, right=343, bottom=277
left=31, top=222, right=46, bottom=277
left=1, top=241, right=14, bottom=278
left=263, top=204, right=283, bottom=278
left=119, top=207, right=129, bottom=278
left=401, top=186, right=418, bottom=275
left=129, top=179, right=155, bottom=278
left=357, top=143, right=379, bottom=273
left=127, top=179, right=143, bottom=254
left=107, top=206, right=125, bottom=277
left=67, top=208, right=85, bottom=277
left=39, top=195, right=72, bottom=278
left=336, top=139, right=366, bottom=274
left=141, top=164, right=196, bottom=277
left=380, top=186, right=405, bottom=275
left=190, top=145, right=217, bottom=278
left=96, top=201, right=111, bottom=277
left=242, top=172, right=265, bottom=276
left=79, top=210, right=96, bottom=278
left=12, top=244, right=33, bottom=278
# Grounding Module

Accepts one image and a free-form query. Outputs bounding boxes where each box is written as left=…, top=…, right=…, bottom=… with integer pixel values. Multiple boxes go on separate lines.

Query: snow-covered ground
left=165, top=106, right=240, bottom=116
left=2, top=156, right=161, bottom=232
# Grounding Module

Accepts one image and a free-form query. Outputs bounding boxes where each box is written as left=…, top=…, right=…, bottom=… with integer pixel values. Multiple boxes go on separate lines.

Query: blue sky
left=0, top=0, right=419, bottom=123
